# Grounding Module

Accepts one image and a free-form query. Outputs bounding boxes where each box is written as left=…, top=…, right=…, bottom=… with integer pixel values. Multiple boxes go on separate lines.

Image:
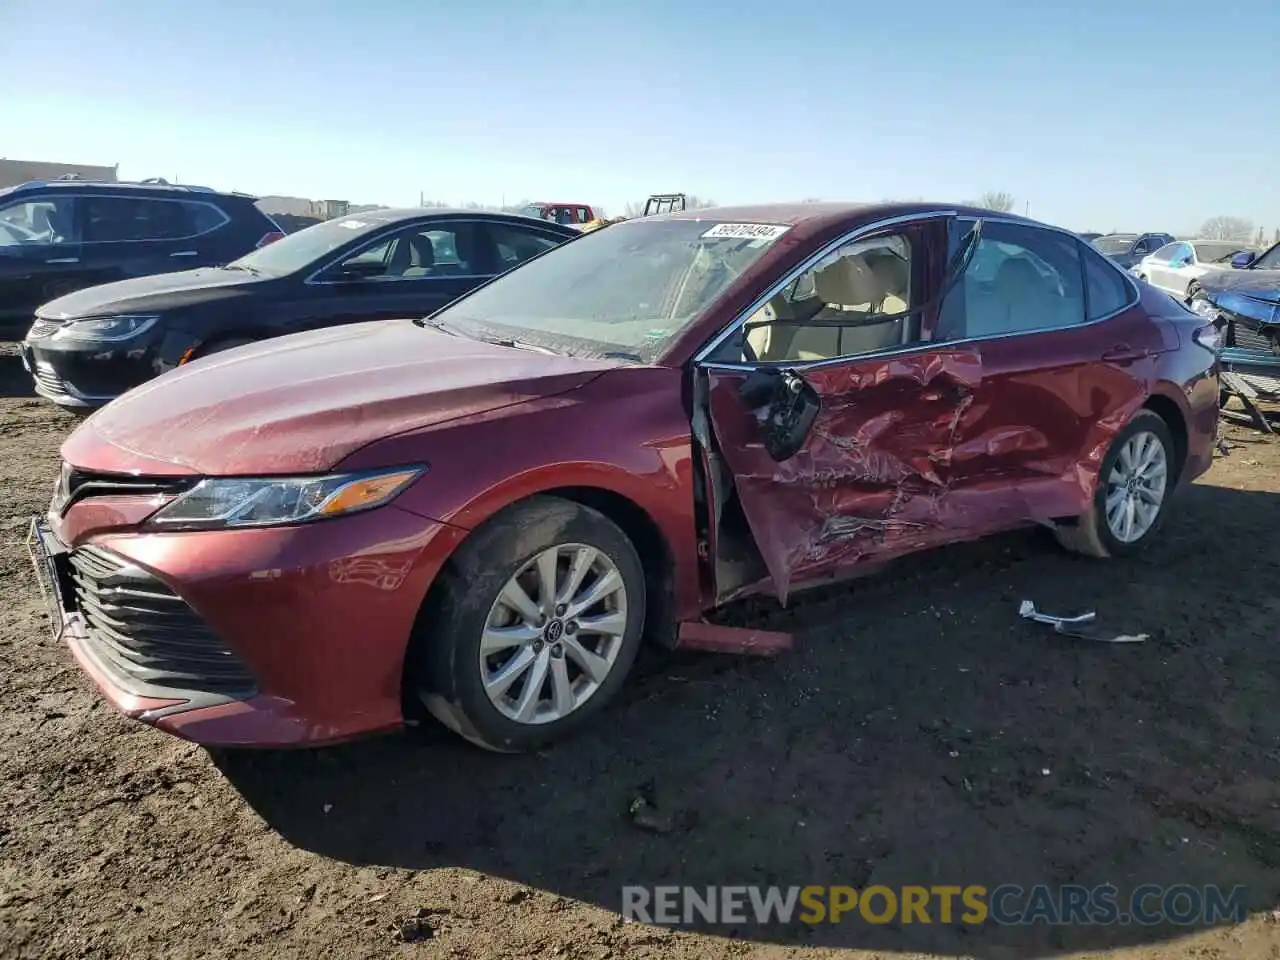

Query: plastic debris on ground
left=1018, top=600, right=1149, bottom=643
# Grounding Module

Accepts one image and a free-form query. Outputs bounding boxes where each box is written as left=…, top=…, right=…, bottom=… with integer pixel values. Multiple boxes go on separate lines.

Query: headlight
left=1190, top=298, right=1222, bottom=321
left=51, top=315, right=160, bottom=342
left=144, top=465, right=426, bottom=531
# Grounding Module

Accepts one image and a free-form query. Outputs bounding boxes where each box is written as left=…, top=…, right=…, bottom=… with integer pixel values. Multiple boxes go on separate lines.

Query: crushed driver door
left=701, top=347, right=983, bottom=603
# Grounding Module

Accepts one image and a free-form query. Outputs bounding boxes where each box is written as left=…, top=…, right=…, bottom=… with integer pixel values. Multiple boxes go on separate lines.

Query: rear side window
left=938, top=221, right=1085, bottom=340
left=1079, top=241, right=1133, bottom=320
left=82, top=197, right=226, bottom=242
left=489, top=222, right=564, bottom=268
left=188, top=201, right=230, bottom=234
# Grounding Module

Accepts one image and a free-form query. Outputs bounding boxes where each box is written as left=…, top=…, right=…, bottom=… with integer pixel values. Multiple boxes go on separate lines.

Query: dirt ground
left=1, top=339, right=1279, bottom=960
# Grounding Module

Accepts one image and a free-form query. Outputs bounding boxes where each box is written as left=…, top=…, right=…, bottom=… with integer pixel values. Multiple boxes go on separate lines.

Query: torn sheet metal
left=1018, top=600, right=1148, bottom=643
left=704, top=334, right=1152, bottom=605
left=676, top=620, right=793, bottom=656
left=705, top=349, right=984, bottom=603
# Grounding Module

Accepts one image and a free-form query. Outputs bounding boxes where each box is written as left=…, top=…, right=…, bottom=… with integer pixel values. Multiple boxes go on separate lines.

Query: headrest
left=813, top=255, right=884, bottom=307
left=866, top=252, right=908, bottom=298
left=410, top=233, right=435, bottom=267
left=993, top=257, right=1045, bottom=297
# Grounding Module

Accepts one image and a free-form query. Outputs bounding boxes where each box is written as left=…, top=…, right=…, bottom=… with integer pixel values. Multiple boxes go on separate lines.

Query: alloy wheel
left=479, top=543, right=628, bottom=725
left=1104, top=430, right=1168, bottom=543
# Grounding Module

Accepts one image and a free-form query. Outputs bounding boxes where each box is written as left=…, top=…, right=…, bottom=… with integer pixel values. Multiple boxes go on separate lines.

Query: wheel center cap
left=544, top=619, right=565, bottom=643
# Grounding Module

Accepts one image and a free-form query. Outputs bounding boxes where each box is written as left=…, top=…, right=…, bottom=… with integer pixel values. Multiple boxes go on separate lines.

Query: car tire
left=1054, top=410, right=1177, bottom=559
left=412, top=495, right=646, bottom=753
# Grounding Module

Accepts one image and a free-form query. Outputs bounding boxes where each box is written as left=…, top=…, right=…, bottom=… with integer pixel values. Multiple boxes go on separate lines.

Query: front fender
left=334, top=366, right=704, bottom=618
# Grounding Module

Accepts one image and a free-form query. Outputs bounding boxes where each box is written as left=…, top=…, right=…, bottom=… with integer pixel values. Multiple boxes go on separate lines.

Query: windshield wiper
left=414, top=316, right=462, bottom=335
left=413, top=318, right=557, bottom=354
left=478, top=335, right=559, bottom=355
left=602, top=351, right=644, bottom=362
left=223, top=262, right=261, bottom=274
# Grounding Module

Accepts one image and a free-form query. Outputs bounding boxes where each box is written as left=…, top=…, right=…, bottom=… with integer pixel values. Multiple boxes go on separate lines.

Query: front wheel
left=413, top=496, right=646, bottom=752
left=1055, top=411, right=1176, bottom=558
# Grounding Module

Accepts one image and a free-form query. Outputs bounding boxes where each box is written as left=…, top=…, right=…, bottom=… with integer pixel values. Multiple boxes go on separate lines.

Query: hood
left=36, top=267, right=264, bottom=320
left=64, top=319, right=624, bottom=475
left=1200, top=268, right=1280, bottom=304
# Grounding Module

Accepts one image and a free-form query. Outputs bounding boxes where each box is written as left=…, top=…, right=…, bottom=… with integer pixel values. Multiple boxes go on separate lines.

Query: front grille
left=1228, top=319, right=1273, bottom=353
left=68, top=545, right=257, bottom=698
left=56, top=466, right=196, bottom=514
left=31, top=362, right=66, bottom=394
left=27, top=318, right=62, bottom=339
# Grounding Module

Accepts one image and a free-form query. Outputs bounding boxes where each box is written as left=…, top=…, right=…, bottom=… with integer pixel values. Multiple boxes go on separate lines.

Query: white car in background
left=1132, top=239, right=1256, bottom=301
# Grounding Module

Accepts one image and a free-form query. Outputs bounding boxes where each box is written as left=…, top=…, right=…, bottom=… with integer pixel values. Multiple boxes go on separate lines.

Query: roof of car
left=3, top=179, right=258, bottom=201
left=649, top=200, right=1037, bottom=233
left=326, top=208, right=579, bottom=228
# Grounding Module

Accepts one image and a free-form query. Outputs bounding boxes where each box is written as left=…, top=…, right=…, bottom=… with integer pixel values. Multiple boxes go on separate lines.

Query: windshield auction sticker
left=701, top=223, right=791, bottom=241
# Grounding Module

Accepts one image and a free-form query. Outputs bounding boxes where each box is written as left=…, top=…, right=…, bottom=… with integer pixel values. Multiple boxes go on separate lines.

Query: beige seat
left=746, top=254, right=907, bottom=362
left=964, top=257, right=1071, bottom=337
left=866, top=253, right=909, bottom=315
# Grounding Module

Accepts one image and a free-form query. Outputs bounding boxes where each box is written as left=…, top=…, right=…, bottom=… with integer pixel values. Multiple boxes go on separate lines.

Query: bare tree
left=970, top=191, right=1016, bottom=213
left=1200, top=216, right=1255, bottom=242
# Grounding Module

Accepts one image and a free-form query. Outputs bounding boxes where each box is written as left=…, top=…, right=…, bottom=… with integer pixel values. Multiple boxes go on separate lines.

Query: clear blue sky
left=2, top=0, right=1277, bottom=235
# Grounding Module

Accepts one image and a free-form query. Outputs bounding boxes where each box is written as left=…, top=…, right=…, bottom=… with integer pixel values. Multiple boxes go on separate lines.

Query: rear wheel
left=412, top=496, right=646, bottom=752
left=1055, top=411, right=1176, bottom=558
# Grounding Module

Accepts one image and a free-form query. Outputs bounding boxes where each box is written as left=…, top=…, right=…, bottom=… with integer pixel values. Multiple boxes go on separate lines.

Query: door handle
left=45, top=257, right=79, bottom=264
left=1101, top=343, right=1149, bottom=362
left=170, top=250, right=198, bottom=258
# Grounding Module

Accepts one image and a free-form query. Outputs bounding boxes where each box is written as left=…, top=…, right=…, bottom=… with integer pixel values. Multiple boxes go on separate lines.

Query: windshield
left=1091, top=235, right=1137, bottom=255
left=519, top=204, right=550, bottom=220
left=227, top=214, right=388, bottom=276
left=1193, top=241, right=1249, bottom=263
left=428, top=218, right=789, bottom=361
left=1252, top=243, right=1280, bottom=271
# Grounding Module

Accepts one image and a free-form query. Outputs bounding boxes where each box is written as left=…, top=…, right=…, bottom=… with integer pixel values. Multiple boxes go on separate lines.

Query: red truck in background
left=518, top=201, right=599, bottom=228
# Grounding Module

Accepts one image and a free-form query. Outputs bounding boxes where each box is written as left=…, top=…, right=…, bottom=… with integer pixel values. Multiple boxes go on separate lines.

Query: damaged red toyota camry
left=30, top=202, right=1221, bottom=752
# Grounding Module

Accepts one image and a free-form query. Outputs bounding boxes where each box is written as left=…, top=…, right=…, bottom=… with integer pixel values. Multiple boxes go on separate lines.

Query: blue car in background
left=1191, top=240, right=1280, bottom=353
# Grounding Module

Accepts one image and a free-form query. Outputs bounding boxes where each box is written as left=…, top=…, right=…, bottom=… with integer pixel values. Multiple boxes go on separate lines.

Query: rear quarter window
left=186, top=201, right=230, bottom=234
left=1079, top=241, right=1134, bottom=320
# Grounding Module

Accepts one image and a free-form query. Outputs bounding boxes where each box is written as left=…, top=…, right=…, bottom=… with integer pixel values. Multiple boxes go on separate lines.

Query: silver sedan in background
left=1133, top=239, right=1256, bottom=300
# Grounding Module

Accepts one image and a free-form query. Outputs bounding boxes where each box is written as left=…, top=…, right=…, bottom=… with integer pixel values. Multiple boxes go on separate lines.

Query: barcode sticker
left=701, top=223, right=790, bottom=241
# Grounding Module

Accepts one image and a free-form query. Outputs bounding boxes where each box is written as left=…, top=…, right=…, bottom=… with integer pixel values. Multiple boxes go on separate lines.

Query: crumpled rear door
left=704, top=347, right=983, bottom=603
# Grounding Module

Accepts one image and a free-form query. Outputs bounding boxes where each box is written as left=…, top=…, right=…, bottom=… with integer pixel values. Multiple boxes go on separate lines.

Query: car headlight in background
left=51, top=315, right=160, bottom=342
left=144, top=466, right=427, bottom=531
left=1190, top=298, right=1223, bottom=322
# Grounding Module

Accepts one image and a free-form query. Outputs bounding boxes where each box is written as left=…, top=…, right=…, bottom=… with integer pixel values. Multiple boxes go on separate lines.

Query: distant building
left=256, top=196, right=384, bottom=220
left=0, top=158, right=118, bottom=189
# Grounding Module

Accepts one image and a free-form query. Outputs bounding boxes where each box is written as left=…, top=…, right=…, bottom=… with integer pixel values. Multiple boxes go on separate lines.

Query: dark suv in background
left=1090, top=232, right=1176, bottom=270
left=0, top=178, right=283, bottom=332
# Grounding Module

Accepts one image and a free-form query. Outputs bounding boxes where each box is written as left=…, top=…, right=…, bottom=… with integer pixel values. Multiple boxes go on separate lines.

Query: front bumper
left=28, top=506, right=468, bottom=747
left=22, top=324, right=163, bottom=408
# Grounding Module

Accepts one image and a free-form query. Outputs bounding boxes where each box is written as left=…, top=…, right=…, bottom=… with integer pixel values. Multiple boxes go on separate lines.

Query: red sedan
left=28, top=202, right=1221, bottom=752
